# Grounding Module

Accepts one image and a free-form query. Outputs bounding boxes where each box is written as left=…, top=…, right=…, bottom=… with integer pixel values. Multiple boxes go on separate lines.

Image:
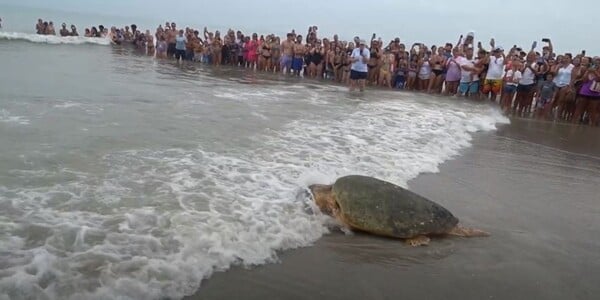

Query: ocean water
left=0, top=16, right=509, bottom=300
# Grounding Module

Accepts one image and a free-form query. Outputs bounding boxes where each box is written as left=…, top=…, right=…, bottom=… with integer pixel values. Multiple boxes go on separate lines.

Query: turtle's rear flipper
left=405, top=235, right=430, bottom=247
left=447, top=226, right=490, bottom=237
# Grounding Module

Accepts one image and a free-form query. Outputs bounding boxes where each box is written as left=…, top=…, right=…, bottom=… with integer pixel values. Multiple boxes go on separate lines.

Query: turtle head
left=308, top=184, right=336, bottom=216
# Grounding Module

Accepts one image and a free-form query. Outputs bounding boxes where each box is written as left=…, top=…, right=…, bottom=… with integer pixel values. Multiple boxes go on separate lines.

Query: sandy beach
left=190, top=118, right=600, bottom=300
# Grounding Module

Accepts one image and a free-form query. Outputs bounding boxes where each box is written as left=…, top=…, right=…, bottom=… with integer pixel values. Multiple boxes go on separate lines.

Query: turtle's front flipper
left=405, top=235, right=430, bottom=247
left=447, top=226, right=490, bottom=237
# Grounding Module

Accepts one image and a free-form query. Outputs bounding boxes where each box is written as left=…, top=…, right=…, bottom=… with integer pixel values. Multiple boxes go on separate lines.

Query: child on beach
left=536, top=73, right=557, bottom=119
left=395, top=61, right=407, bottom=89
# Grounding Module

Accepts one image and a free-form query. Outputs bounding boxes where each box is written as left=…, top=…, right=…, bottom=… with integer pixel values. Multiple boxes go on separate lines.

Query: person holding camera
left=349, top=39, right=370, bottom=92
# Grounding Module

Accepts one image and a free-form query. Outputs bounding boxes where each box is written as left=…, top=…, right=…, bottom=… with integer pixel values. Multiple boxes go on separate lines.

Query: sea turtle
left=309, top=175, right=489, bottom=246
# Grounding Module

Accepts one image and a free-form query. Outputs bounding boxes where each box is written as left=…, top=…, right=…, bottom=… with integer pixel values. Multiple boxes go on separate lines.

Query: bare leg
left=427, top=74, right=436, bottom=93
left=407, top=77, right=415, bottom=90
left=589, top=101, right=600, bottom=126
left=386, top=73, right=392, bottom=88
left=317, top=63, right=323, bottom=79
left=572, top=97, right=588, bottom=124
left=349, top=79, right=356, bottom=92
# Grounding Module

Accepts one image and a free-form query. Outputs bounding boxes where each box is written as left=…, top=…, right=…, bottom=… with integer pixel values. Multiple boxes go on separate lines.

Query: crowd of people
left=37, top=20, right=600, bottom=126
left=35, top=18, right=78, bottom=36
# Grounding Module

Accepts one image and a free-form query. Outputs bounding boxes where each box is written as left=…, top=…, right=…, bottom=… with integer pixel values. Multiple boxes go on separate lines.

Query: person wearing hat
left=482, top=38, right=506, bottom=100
left=349, top=39, right=370, bottom=92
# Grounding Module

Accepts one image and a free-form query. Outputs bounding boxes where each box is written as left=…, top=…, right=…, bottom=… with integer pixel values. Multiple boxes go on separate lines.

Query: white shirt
left=519, top=63, right=537, bottom=85
left=351, top=48, right=370, bottom=73
left=553, top=64, right=574, bottom=87
left=486, top=56, right=505, bottom=80
left=458, top=56, right=479, bottom=83
left=504, top=70, right=522, bottom=86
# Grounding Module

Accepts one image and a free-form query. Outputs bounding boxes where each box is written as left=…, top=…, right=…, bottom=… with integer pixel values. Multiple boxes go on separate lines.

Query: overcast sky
left=5, top=0, right=598, bottom=54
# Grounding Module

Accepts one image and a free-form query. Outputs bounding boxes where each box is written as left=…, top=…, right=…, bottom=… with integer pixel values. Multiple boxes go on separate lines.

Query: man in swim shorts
left=280, top=33, right=295, bottom=74
left=167, top=23, right=177, bottom=58
left=482, top=46, right=505, bottom=101
left=349, top=39, right=370, bottom=92
left=174, top=29, right=187, bottom=61
left=458, top=47, right=481, bottom=98
left=292, top=35, right=305, bottom=76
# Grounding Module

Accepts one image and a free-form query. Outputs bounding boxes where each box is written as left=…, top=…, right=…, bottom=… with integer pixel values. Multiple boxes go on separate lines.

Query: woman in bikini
left=427, top=46, right=446, bottom=93
left=367, top=40, right=381, bottom=85
left=342, top=43, right=354, bottom=84
left=332, top=47, right=343, bottom=82
left=270, top=37, right=281, bottom=73
left=145, top=30, right=155, bottom=57
left=258, top=37, right=272, bottom=71
left=407, top=55, right=419, bottom=91
left=312, top=42, right=325, bottom=78
left=321, top=39, right=332, bottom=78
left=212, top=31, right=223, bottom=66
left=378, top=50, right=394, bottom=88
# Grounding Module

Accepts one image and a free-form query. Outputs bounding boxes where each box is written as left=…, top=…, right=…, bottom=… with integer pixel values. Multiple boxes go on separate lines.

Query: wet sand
left=189, top=118, right=600, bottom=300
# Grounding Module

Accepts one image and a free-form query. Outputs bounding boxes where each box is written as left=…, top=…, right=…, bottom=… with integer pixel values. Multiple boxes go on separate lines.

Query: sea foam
left=0, top=31, right=111, bottom=45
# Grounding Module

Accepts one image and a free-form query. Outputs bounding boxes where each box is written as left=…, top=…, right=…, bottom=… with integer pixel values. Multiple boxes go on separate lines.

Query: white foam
left=212, top=86, right=328, bottom=105
left=0, top=32, right=111, bottom=46
left=53, top=101, right=82, bottom=109
left=0, top=109, right=29, bottom=125
left=0, top=97, right=509, bottom=299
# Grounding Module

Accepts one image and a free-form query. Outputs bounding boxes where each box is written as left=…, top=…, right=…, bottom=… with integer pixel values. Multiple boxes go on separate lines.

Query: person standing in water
left=59, top=23, right=70, bottom=37
left=174, top=29, right=187, bottom=62
left=349, top=39, right=370, bottom=92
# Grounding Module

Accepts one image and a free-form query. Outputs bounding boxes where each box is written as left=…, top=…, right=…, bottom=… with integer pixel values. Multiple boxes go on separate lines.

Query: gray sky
left=7, top=0, right=599, bottom=54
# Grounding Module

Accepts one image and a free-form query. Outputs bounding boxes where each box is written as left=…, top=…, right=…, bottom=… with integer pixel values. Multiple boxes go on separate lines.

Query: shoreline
left=187, top=119, right=600, bottom=300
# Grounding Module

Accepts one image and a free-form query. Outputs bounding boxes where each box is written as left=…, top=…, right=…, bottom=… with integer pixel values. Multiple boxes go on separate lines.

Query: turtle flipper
left=405, top=235, right=430, bottom=247
left=447, top=226, right=490, bottom=237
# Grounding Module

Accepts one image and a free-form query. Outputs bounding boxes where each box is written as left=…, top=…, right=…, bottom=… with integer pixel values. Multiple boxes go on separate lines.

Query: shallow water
left=0, top=35, right=509, bottom=299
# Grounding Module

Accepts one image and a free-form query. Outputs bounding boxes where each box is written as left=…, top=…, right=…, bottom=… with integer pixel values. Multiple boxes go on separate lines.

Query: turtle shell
left=332, top=175, right=458, bottom=238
